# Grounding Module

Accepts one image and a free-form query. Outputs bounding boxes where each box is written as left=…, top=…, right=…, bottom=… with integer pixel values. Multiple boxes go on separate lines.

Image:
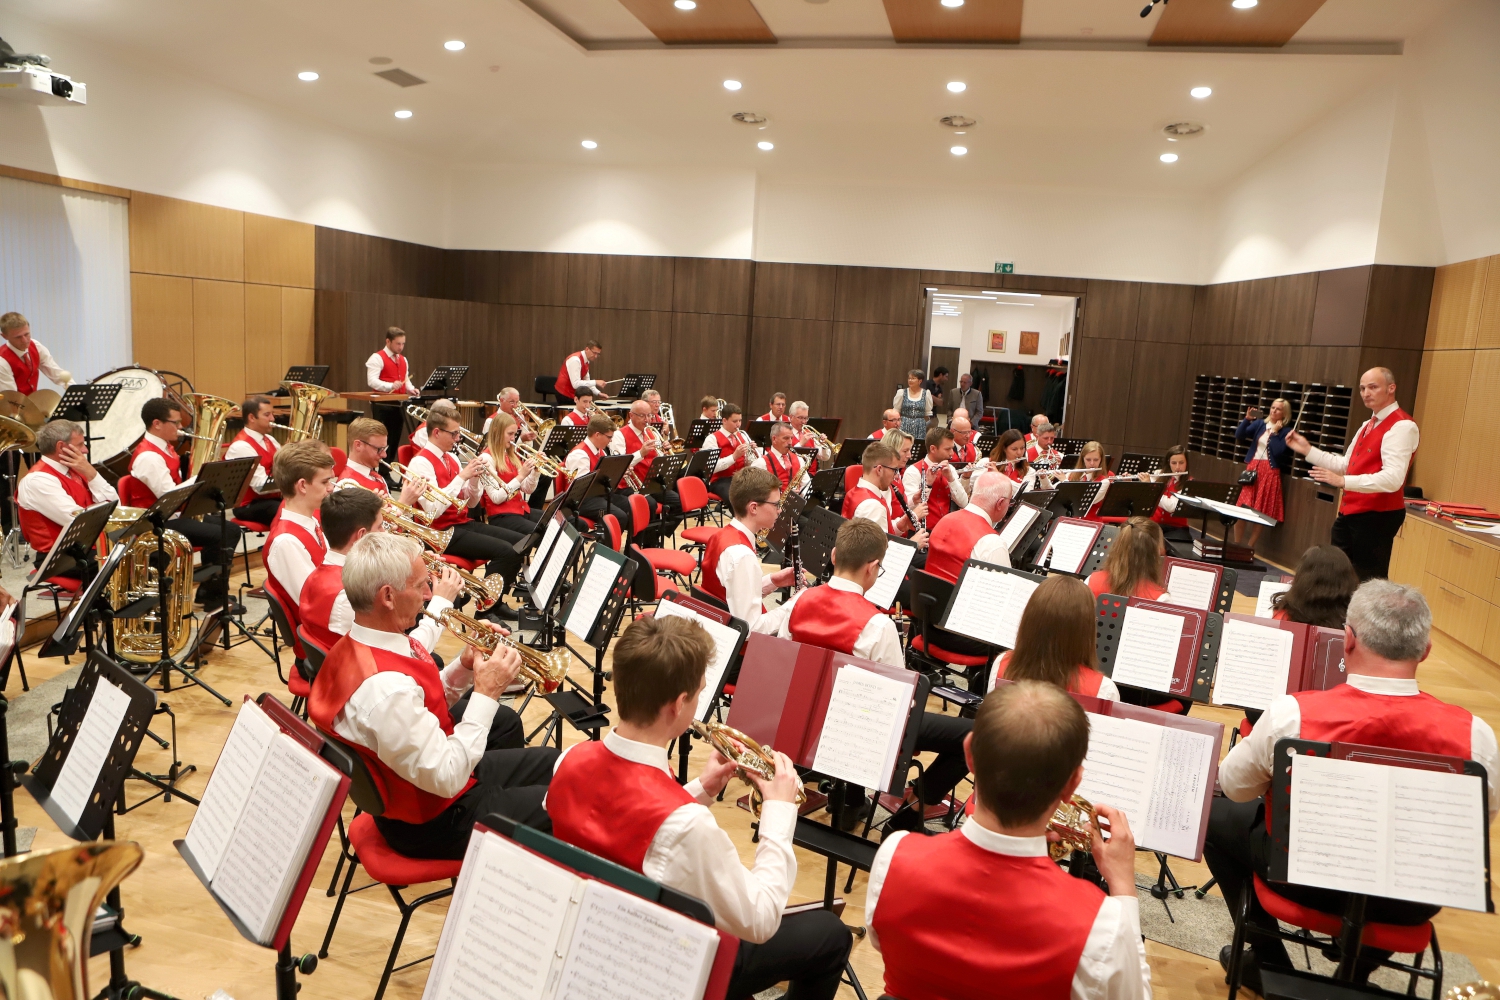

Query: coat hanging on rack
left=1008, top=365, right=1026, bottom=402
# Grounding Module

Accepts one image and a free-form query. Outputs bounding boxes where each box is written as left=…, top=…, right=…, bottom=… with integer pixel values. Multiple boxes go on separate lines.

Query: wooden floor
left=10, top=561, right=1499, bottom=1000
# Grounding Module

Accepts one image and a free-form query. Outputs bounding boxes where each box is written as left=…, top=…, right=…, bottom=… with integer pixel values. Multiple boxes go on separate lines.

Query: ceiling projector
left=0, top=36, right=85, bottom=106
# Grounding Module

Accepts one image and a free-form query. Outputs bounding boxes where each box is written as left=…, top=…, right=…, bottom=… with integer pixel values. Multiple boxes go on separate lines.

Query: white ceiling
left=3, top=0, right=1458, bottom=196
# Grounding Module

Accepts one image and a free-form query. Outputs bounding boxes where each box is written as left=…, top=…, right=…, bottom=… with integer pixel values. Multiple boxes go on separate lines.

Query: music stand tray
left=616, top=374, right=656, bottom=399
left=282, top=366, right=330, bottom=386
left=421, top=366, right=469, bottom=395
left=794, top=506, right=844, bottom=583
left=1096, top=481, right=1167, bottom=520
left=1049, top=481, right=1103, bottom=519
left=683, top=448, right=720, bottom=481
left=31, top=500, right=117, bottom=584
left=833, top=438, right=874, bottom=469
left=1115, top=453, right=1164, bottom=476
left=544, top=425, right=588, bottom=460
left=56, top=383, right=121, bottom=422
left=687, top=419, right=722, bottom=450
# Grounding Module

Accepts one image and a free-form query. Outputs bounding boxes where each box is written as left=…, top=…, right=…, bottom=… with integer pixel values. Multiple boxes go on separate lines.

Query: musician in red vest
left=223, top=395, right=281, bottom=524
left=699, top=468, right=799, bottom=627
left=750, top=421, right=804, bottom=492
left=262, top=441, right=336, bottom=646
left=1207, top=580, right=1498, bottom=990
left=365, top=326, right=419, bottom=449
left=843, top=441, right=925, bottom=544
left=902, top=427, right=968, bottom=532
left=706, top=403, right=758, bottom=504
left=557, top=386, right=597, bottom=428
left=16, top=419, right=118, bottom=562
left=128, top=397, right=243, bottom=609
left=547, top=615, right=852, bottom=998
left=480, top=412, right=542, bottom=535
left=868, top=680, right=1147, bottom=1000
left=1148, top=445, right=1193, bottom=551
left=787, top=401, right=832, bottom=469
left=949, top=414, right=978, bottom=465
left=924, top=470, right=1015, bottom=582
left=1286, top=367, right=1418, bottom=580
left=757, top=392, right=787, bottom=422
left=560, top=414, right=633, bottom=540
left=609, top=399, right=673, bottom=532
left=310, top=532, right=557, bottom=860
left=0, top=313, right=72, bottom=395
left=555, top=339, right=609, bottom=401
left=409, top=398, right=459, bottom=451
left=871, top=408, right=900, bottom=440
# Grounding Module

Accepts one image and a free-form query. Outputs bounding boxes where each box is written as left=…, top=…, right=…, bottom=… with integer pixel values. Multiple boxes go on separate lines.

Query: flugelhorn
left=385, top=461, right=456, bottom=512
left=423, top=608, right=569, bottom=692
left=420, top=550, right=505, bottom=611
left=690, top=720, right=806, bottom=817
left=1047, top=793, right=1098, bottom=861
left=382, top=507, right=454, bottom=553
left=514, top=439, right=565, bottom=477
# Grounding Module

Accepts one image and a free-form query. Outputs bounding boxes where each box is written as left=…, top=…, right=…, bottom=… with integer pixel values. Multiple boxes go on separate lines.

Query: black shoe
left=1219, top=944, right=1263, bottom=996
left=484, top=603, right=520, bottom=623
left=835, top=798, right=870, bottom=832
left=198, top=591, right=229, bottom=612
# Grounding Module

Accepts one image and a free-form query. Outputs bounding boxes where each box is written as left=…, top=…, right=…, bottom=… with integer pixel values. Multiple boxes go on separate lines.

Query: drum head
left=91, top=367, right=168, bottom=464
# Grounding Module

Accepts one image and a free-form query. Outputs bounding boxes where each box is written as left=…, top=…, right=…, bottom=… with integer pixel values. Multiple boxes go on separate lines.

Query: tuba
left=690, top=720, right=806, bottom=816
left=278, top=380, right=336, bottom=443
left=423, top=608, right=568, bottom=692
left=0, top=417, right=36, bottom=457
left=99, top=506, right=195, bottom=664
left=184, top=393, right=235, bottom=478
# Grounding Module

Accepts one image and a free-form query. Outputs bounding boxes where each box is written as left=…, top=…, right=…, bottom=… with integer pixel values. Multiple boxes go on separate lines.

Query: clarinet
left=891, top=483, right=918, bottom=535
left=788, top=516, right=806, bottom=595
left=917, top=461, right=939, bottom=531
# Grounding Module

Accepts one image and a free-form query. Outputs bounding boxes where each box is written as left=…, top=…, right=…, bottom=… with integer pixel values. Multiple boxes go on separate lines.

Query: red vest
left=871, top=428, right=887, bottom=441
left=1153, top=477, right=1189, bottom=529
left=912, top=459, right=955, bottom=528
left=699, top=524, right=753, bottom=605
left=709, top=429, right=748, bottom=483
left=619, top=426, right=655, bottom=486
left=298, top=562, right=345, bottom=650
left=761, top=448, right=802, bottom=492
left=558, top=440, right=604, bottom=495
left=308, top=637, right=474, bottom=824
left=925, top=509, right=995, bottom=583
left=482, top=450, right=530, bottom=517
left=19, top=462, right=92, bottom=553
left=232, top=429, right=278, bottom=503
left=555, top=350, right=589, bottom=400
left=263, top=516, right=326, bottom=645
left=787, top=585, right=881, bottom=653
left=1340, top=408, right=1413, bottom=515
left=1086, top=570, right=1166, bottom=601
left=952, top=440, right=977, bottom=464
left=561, top=408, right=589, bottom=427
left=418, top=447, right=470, bottom=529
left=873, top=830, right=1104, bottom=1000
left=0, top=342, right=41, bottom=395
left=340, top=463, right=388, bottom=495
left=758, top=411, right=782, bottom=422
left=377, top=349, right=408, bottom=387
left=843, top=484, right=895, bottom=532
left=995, top=651, right=1106, bottom=698
left=547, top=740, right=695, bottom=872
left=129, top=438, right=183, bottom=502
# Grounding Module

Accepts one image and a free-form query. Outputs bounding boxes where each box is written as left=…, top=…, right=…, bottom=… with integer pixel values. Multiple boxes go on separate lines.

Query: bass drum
left=89, top=367, right=193, bottom=478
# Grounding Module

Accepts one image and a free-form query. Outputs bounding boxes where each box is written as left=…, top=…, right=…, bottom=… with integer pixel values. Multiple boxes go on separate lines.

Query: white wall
left=954, top=298, right=1073, bottom=374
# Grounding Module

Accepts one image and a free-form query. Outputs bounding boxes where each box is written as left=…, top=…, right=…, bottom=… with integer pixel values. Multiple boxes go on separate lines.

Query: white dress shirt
left=608, top=426, right=653, bottom=466
left=319, top=550, right=453, bottom=646
left=852, top=477, right=899, bottom=531
left=902, top=461, right=970, bottom=515
left=16, top=456, right=117, bottom=526
left=223, top=427, right=278, bottom=493
left=330, top=622, right=495, bottom=799
left=406, top=446, right=477, bottom=520
left=0, top=339, right=72, bottom=392
left=951, top=503, right=1012, bottom=569
left=712, top=430, right=749, bottom=475
left=480, top=451, right=539, bottom=506
left=716, top=518, right=778, bottom=627
left=563, top=352, right=603, bottom=396
left=867, top=822, right=1152, bottom=1000
left=752, top=577, right=904, bottom=667
left=1218, top=672, right=1499, bottom=822
left=131, top=432, right=195, bottom=498
left=1305, top=402, right=1420, bottom=496
left=365, top=348, right=418, bottom=394
left=561, top=407, right=591, bottom=427
left=411, top=424, right=431, bottom=449
left=266, top=508, right=323, bottom=603
left=550, top=731, right=797, bottom=943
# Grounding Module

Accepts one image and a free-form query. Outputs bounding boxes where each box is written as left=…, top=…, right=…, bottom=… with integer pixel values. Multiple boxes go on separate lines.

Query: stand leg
left=1334, top=894, right=1368, bottom=982
left=97, top=814, right=182, bottom=1000
left=0, top=698, right=17, bottom=858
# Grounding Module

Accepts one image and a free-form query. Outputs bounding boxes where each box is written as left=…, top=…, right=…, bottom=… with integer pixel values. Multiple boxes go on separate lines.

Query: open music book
left=1111, top=606, right=1184, bottom=692
left=940, top=561, right=1042, bottom=650
left=1163, top=562, right=1219, bottom=612
left=864, top=534, right=918, bottom=611
left=1211, top=616, right=1298, bottom=711
left=655, top=597, right=746, bottom=720
left=425, top=828, right=723, bottom=1000
left=184, top=699, right=342, bottom=944
left=563, top=544, right=626, bottom=645
left=998, top=503, right=1041, bottom=555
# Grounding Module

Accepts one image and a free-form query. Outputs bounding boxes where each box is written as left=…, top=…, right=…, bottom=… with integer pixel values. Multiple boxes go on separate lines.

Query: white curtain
left=0, top=175, right=131, bottom=386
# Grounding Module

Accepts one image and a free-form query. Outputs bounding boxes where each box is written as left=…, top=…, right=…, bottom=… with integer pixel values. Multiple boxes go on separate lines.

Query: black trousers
left=1203, top=796, right=1439, bottom=981
left=726, top=909, right=852, bottom=1000
left=447, top=519, right=524, bottom=588
left=232, top=496, right=281, bottom=526
left=376, top=698, right=559, bottom=860
left=846, top=711, right=973, bottom=812
left=372, top=402, right=407, bottom=449
left=488, top=510, right=543, bottom=536
left=170, top=514, right=242, bottom=597
left=1331, top=507, right=1406, bottom=581
left=529, top=475, right=554, bottom=509
left=577, top=495, right=632, bottom=539
left=709, top=478, right=733, bottom=504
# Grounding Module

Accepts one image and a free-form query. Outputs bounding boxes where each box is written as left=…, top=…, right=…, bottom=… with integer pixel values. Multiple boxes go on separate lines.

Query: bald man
left=871, top=409, right=900, bottom=441
left=610, top=399, right=677, bottom=534
left=1287, top=367, right=1417, bottom=580
left=950, top=415, right=978, bottom=466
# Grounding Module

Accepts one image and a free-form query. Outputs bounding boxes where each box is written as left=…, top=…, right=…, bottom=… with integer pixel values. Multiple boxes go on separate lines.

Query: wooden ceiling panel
left=617, top=0, right=775, bottom=44
left=1149, top=0, right=1326, bottom=47
left=882, top=0, right=1022, bottom=44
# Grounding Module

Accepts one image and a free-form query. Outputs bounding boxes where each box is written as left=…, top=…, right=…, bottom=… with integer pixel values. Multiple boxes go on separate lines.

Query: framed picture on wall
left=987, top=330, right=1007, bottom=353
left=1020, top=331, right=1040, bottom=356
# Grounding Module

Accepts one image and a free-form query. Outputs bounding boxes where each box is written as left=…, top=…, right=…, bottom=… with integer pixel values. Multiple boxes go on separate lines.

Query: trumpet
left=799, top=423, right=833, bottom=451
left=407, top=403, right=485, bottom=448
left=645, top=423, right=685, bottom=456
left=423, top=608, right=569, bottom=693
left=1047, top=794, right=1098, bottom=861
left=514, top=439, right=565, bottom=477
left=690, top=720, right=806, bottom=817
left=385, top=461, right=456, bottom=513
left=455, top=440, right=505, bottom=496
left=420, top=550, right=505, bottom=611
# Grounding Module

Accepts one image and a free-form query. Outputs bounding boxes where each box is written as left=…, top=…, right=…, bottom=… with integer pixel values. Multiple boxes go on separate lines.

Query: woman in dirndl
left=1233, top=397, right=1294, bottom=549
left=893, top=369, right=934, bottom=441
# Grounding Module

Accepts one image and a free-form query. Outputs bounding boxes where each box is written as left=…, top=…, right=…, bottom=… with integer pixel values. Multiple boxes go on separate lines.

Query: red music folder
left=1300, top=626, right=1346, bottom=692
left=1095, top=595, right=1220, bottom=698
left=1161, top=556, right=1224, bottom=612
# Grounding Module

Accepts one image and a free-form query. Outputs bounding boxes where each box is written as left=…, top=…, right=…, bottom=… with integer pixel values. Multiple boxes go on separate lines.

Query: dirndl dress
left=1236, top=458, right=1284, bottom=522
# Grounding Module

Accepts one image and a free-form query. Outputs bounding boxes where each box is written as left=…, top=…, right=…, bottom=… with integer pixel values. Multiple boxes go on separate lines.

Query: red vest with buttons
left=339, top=464, right=388, bottom=495
left=1339, top=408, right=1413, bottom=515
left=309, top=636, right=474, bottom=824
left=925, top=508, right=996, bottom=584
left=699, top=524, right=753, bottom=606
left=995, top=651, right=1106, bottom=698
left=952, top=439, right=977, bottom=465
left=787, top=586, right=881, bottom=654
left=232, top=429, right=278, bottom=504
left=263, top=517, right=326, bottom=640
left=297, top=562, right=345, bottom=650
left=557, top=440, right=603, bottom=496
left=619, top=426, right=655, bottom=486
left=378, top=349, right=408, bottom=388
left=560, top=408, right=589, bottom=427
left=913, top=459, right=955, bottom=528
left=419, top=447, right=471, bottom=529
left=19, top=462, right=92, bottom=553
left=554, top=350, right=589, bottom=400
left=761, top=447, right=802, bottom=492
left=129, top=438, right=182, bottom=502
left=483, top=450, right=530, bottom=518
left=709, top=429, right=748, bottom=483
left=548, top=740, right=695, bottom=872
left=873, top=830, right=1104, bottom=1000
left=842, top=485, right=895, bottom=532
left=1153, top=477, right=1189, bottom=529
left=0, top=342, right=41, bottom=396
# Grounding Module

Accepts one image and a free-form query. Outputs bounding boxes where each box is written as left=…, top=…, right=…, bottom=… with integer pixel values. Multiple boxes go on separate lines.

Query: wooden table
left=1389, top=508, right=1500, bottom=661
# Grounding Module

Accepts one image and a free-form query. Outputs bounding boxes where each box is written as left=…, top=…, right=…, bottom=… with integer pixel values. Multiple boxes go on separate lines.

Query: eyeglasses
left=878, top=465, right=903, bottom=474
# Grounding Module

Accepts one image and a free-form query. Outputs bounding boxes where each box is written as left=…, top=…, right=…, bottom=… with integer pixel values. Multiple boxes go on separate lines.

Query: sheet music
left=1255, top=580, right=1292, bottom=618
left=1076, top=713, right=1215, bottom=859
left=998, top=506, right=1040, bottom=554
left=211, top=735, right=339, bottom=942
left=186, top=700, right=281, bottom=877
left=50, top=678, right=133, bottom=826
left=1042, top=522, right=1097, bottom=575
left=811, top=665, right=911, bottom=791
left=655, top=601, right=742, bottom=719
left=863, top=539, right=917, bottom=611
left=1076, top=713, right=1157, bottom=823
left=552, top=880, right=720, bottom=1000
left=532, top=533, right=573, bottom=613
left=1389, top=766, right=1488, bottom=911
left=526, top=515, right=563, bottom=586
left=564, top=551, right=619, bottom=644
left=1164, top=565, right=1217, bottom=611
left=424, top=831, right=579, bottom=1000
left=943, top=567, right=1039, bottom=649
left=1109, top=607, right=1183, bottom=693
left=1211, top=618, right=1294, bottom=711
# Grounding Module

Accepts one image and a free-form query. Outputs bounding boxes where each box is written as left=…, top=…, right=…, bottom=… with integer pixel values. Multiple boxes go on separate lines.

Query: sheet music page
left=1211, top=618, right=1295, bottom=711
left=424, top=831, right=579, bottom=1000
left=655, top=602, right=742, bottom=719
left=1045, top=522, right=1097, bottom=575
left=526, top=515, right=563, bottom=586
left=1142, top=726, right=1216, bottom=859
left=1076, top=712, right=1160, bottom=830
left=185, top=700, right=281, bottom=878
left=564, top=551, right=618, bottom=643
left=864, top=539, right=917, bottom=611
left=944, top=569, right=1038, bottom=649
left=1164, top=565, right=1217, bottom=611
left=211, top=734, right=339, bottom=942
left=1389, top=767, right=1488, bottom=911
left=998, top=506, right=1040, bottom=554
left=1288, top=754, right=1389, bottom=896
left=811, top=665, right=911, bottom=791
left=1255, top=580, right=1292, bottom=618
left=50, top=678, right=134, bottom=827
left=1109, top=607, right=1183, bottom=693
left=552, top=879, right=720, bottom=1000
left=532, top=535, right=573, bottom=612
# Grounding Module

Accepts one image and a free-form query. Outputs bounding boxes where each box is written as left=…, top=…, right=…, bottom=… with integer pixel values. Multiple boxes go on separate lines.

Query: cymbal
left=29, top=388, right=60, bottom=420
left=2, top=391, right=51, bottom=428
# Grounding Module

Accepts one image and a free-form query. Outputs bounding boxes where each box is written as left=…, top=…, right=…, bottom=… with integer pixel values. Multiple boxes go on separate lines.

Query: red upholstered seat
left=232, top=517, right=271, bottom=533
left=681, top=526, right=719, bottom=545
left=645, top=548, right=696, bottom=577
left=288, top=669, right=311, bottom=697
left=654, top=576, right=680, bottom=599
left=844, top=465, right=861, bottom=493
left=117, top=474, right=155, bottom=509
left=348, top=813, right=463, bottom=888
left=603, top=514, right=623, bottom=552
left=42, top=576, right=81, bottom=593
left=397, top=444, right=416, bottom=466
left=678, top=476, right=710, bottom=516
left=1149, top=699, right=1188, bottom=715
left=331, top=446, right=348, bottom=477
left=1253, top=875, right=1434, bottom=954
left=909, top=634, right=990, bottom=667
left=441, top=554, right=485, bottom=572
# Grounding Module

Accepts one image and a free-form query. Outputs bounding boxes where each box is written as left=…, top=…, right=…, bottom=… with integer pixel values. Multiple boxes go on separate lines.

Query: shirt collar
left=603, top=730, right=672, bottom=774
left=349, top=622, right=413, bottom=657
left=1372, top=401, right=1399, bottom=423
left=244, top=427, right=270, bottom=445
left=384, top=347, right=398, bottom=361
left=345, top=459, right=374, bottom=478
left=729, top=518, right=757, bottom=546
left=1346, top=672, right=1421, bottom=696
left=962, top=502, right=996, bottom=527
left=325, top=550, right=347, bottom=567
left=961, top=817, right=1048, bottom=857
left=41, top=456, right=71, bottom=476
left=827, top=576, right=868, bottom=597
left=281, top=508, right=320, bottom=533
left=422, top=444, right=450, bottom=462
left=144, top=432, right=172, bottom=452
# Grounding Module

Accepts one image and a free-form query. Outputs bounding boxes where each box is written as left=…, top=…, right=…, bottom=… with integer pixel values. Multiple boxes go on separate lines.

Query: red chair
left=229, top=514, right=274, bottom=587
left=844, top=464, right=862, bottom=494
left=116, top=474, right=155, bottom=509
left=397, top=444, right=416, bottom=467
left=628, top=493, right=696, bottom=583
left=260, top=588, right=309, bottom=711
left=603, top=514, right=624, bottom=552
left=676, top=477, right=719, bottom=552
left=441, top=554, right=485, bottom=573
left=330, top=445, right=348, bottom=477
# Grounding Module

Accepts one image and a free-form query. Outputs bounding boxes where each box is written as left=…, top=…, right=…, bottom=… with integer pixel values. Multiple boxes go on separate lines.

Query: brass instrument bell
left=423, top=608, right=569, bottom=692
left=1047, top=794, right=1097, bottom=861
left=690, top=720, right=806, bottom=817
left=420, top=550, right=505, bottom=611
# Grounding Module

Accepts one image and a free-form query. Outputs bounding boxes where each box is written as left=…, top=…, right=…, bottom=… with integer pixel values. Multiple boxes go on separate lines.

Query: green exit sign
left=994, top=261, right=1014, bottom=274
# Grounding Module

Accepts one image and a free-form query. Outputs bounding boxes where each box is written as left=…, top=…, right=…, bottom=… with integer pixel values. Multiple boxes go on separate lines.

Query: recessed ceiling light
left=675, top=0, right=697, bottom=8
left=297, top=71, right=319, bottom=82
left=758, top=141, right=774, bottom=151
left=394, top=109, right=413, bottom=119
left=1160, top=152, right=1178, bottom=162
left=581, top=140, right=597, bottom=149
left=941, top=0, right=964, bottom=7
left=1231, top=0, right=1257, bottom=7
left=947, top=81, right=966, bottom=93
left=951, top=145, right=968, bottom=156
left=1190, top=86, right=1212, bottom=98
left=444, top=40, right=466, bottom=51
left=723, top=79, right=742, bottom=91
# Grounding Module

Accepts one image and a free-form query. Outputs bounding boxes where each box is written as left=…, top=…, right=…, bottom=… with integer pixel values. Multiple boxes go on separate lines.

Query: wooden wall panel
left=1364, top=266, right=1435, bottom=351
left=1426, top=258, right=1488, bottom=350
left=1082, top=280, right=1139, bottom=340
left=1231, top=278, right=1277, bottom=346
left=919, top=270, right=1004, bottom=291
left=130, top=192, right=243, bottom=281
left=599, top=256, right=674, bottom=312
left=1149, top=0, right=1326, bottom=47
left=1003, top=273, right=1088, bottom=295
left=1310, top=266, right=1369, bottom=347
left=669, top=313, right=749, bottom=422
left=1450, top=350, right=1500, bottom=513
left=568, top=308, right=676, bottom=400
left=244, top=214, right=315, bottom=288
left=1066, top=337, right=1135, bottom=444
left=1135, top=283, right=1195, bottom=343
left=1411, top=349, right=1473, bottom=503
left=130, top=273, right=194, bottom=375
left=1271, top=272, right=1319, bottom=344
left=243, top=283, right=285, bottom=396
left=673, top=257, right=753, bottom=315
left=753, top=263, right=837, bottom=321
left=1124, top=341, right=1188, bottom=451
left=282, top=287, right=316, bottom=370
left=566, top=254, right=604, bottom=308
left=1191, top=283, right=1236, bottom=345
left=192, top=280, right=246, bottom=401
left=827, top=323, right=921, bottom=440
left=881, top=0, right=1022, bottom=43
left=834, top=267, right=921, bottom=326
left=1474, top=255, right=1500, bottom=349
left=314, top=227, right=446, bottom=298
left=747, top=318, right=833, bottom=418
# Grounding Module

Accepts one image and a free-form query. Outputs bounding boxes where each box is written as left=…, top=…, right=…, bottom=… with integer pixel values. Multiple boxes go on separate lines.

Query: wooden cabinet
left=1425, top=572, right=1488, bottom=651
left=1392, top=512, right=1500, bottom=659
left=1388, top=516, right=1432, bottom=586
left=1427, top=530, right=1498, bottom=596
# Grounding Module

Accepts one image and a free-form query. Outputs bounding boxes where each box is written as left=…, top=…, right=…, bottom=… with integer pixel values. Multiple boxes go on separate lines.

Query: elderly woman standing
left=1234, top=397, right=1295, bottom=549
left=892, top=369, right=934, bottom=441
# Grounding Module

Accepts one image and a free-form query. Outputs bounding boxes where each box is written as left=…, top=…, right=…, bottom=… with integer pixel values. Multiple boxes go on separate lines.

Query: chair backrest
left=677, top=475, right=708, bottom=513
left=297, top=626, right=328, bottom=680
left=397, top=443, right=416, bottom=466
left=533, top=375, right=555, bottom=398
left=117, top=474, right=155, bottom=509
left=688, top=584, right=728, bottom=612
left=907, top=569, right=969, bottom=651
left=330, top=446, right=347, bottom=477
left=261, top=586, right=303, bottom=658
left=628, top=492, right=652, bottom=538
left=314, top=725, right=387, bottom=817
left=602, top=514, right=623, bottom=552
left=843, top=464, right=861, bottom=493
left=626, top=544, right=659, bottom=600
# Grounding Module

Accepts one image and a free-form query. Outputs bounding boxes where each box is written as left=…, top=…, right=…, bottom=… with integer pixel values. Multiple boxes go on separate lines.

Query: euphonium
left=420, top=550, right=505, bottom=611
left=279, top=380, right=336, bottom=442
left=690, top=720, right=806, bottom=817
left=185, top=393, right=236, bottom=478
left=423, top=608, right=569, bottom=692
left=99, top=506, right=195, bottom=664
left=0, top=416, right=36, bottom=456
left=1047, top=793, right=1098, bottom=861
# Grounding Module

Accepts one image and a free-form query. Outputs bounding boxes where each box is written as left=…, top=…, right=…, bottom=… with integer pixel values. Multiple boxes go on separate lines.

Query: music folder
left=939, top=560, right=1045, bottom=651
left=1160, top=557, right=1230, bottom=613
left=726, top=633, right=925, bottom=795
left=1095, top=594, right=1223, bottom=700
left=1036, top=516, right=1104, bottom=576
left=654, top=592, right=749, bottom=720
left=1209, top=613, right=1346, bottom=712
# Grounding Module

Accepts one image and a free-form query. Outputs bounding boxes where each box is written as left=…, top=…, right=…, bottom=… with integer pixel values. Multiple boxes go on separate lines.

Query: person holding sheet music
left=993, top=575, right=1121, bottom=700
left=559, top=386, right=597, bottom=428
left=1233, top=398, right=1295, bottom=550
left=366, top=326, right=419, bottom=447
left=555, top=339, right=606, bottom=401
left=17, top=419, right=118, bottom=561
left=1087, top=517, right=1169, bottom=602
left=867, top=681, right=1149, bottom=1000
left=924, top=471, right=1015, bottom=581
left=224, top=395, right=282, bottom=525
left=1148, top=445, right=1193, bottom=547
left=758, top=392, right=788, bottom=421
left=1205, top=580, right=1498, bottom=990
left=480, top=413, right=542, bottom=535
left=263, top=441, right=336, bottom=639
left=561, top=414, right=634, bottom=541
left=547, top=614, right=854, bottom=999
left=872, top=408, right=901, bottom=440
left=310, top=532, right=557, bottom=861
left=699, top=468, right=802, bottom=627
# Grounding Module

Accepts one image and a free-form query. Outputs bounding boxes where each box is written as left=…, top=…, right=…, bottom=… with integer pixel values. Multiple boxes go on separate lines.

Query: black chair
left=261, top=589, right=311, bottom=715
left=906, top=570, right=996, bottom=692
left=296, top=626, right=329, bottom=682
left=533, top=374, right=564, bottom=407
left=624, top=543, right=677, bottom=618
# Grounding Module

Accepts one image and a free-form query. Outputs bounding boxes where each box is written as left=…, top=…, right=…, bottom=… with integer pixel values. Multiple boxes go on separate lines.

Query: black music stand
left=683, top=448, right=720, bottom=481
left=792, top=446, right=818, bottom=466
left=281, top=365, right=330, bottom=387
left=542, top=545, right=636, bottom=747
left=55, top=383, right=122, bottom=462
left=1055, top=437, right=1089, bottom=456
left=420, top=366, right=469, bottom=396
left=1096, top=480, right=1166, bottom=519
left=1115, top=453, right=1164, bottom=476
left=808, top=418, right=840, bottom=442
left=646, top=453, right=688, bottom=494
left=808, top=467, right=845, bottom=511
left=794, top=506, right=844, bottom=584
left=185, top=458, right=272, bottom=666
left=1049, top=480, right=1103, bottom=518
left=616, top=373, right=656, bottom=399
left=745, top=421, right=776, bottom=448
left=833, top=437, right=874, bottom=468
left=687, top=418, right=722, bottom=449
left=595, top=454, right=631, bottom=494
left=762, top=492, right=807, bottom=560
left=545, top=425, right=588, bottom=461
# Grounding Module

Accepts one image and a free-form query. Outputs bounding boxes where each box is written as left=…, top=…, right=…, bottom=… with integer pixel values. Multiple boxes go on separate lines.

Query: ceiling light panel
left=618, top=0, right=775, bottom=43
left=1149, top=0, right=1322, bottom=46
left=882, top=0, right=1021, bottom=43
